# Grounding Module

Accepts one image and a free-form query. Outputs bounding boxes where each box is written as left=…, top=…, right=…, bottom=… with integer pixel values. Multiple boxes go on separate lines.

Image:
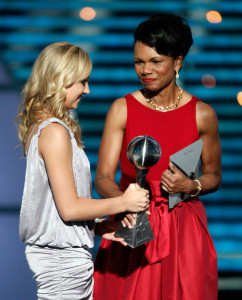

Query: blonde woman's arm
left=38, top=123, right=149, bottom=222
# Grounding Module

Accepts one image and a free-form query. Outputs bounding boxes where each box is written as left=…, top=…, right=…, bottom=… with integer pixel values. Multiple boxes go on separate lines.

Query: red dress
left=93, top=94, right=218, bottom=300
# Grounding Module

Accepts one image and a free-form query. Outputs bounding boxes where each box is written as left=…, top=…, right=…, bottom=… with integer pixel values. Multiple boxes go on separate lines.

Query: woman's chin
left=72, top=99, right=81, bottom=109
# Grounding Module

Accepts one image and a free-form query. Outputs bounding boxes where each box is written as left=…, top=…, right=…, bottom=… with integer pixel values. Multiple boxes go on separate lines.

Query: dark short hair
left=134, top=13, right=193, bottom=59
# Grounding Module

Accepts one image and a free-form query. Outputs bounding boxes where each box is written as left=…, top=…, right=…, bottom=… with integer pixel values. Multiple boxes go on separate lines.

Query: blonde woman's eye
left=81, top=80, right=87, bottom=86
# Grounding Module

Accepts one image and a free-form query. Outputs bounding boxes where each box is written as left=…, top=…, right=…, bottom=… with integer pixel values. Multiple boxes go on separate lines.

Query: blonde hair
left=16, top=42, right=92, bottom=151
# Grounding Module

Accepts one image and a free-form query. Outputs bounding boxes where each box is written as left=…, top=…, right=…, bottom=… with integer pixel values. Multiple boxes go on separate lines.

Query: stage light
left=201, top=74, right=216, bottom=88
left=79, top=7, right=96, bottom=21
left=237, top=91, right=242, bottom=106
left=206, top=11, right=222, bottom=24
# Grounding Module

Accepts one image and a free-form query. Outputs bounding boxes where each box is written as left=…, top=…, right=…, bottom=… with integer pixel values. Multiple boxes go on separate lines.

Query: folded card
left=169, top=139, right=203, bottom=209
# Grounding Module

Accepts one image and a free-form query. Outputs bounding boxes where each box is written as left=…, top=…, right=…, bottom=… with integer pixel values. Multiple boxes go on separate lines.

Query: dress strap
left=36, top=118, right=74, bottom=138
left=25, top=120, right=41, bottom=156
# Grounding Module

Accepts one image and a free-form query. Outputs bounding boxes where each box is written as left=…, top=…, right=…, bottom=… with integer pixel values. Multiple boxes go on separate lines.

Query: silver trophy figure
left=115, top=135, right=161, bottom=248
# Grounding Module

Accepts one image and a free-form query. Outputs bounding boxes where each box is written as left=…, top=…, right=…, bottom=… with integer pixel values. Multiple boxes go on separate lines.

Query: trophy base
left=114, top=211, right=154, bottom=248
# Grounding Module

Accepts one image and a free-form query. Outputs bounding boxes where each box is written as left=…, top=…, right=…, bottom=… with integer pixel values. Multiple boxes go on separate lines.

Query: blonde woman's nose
left=84, top=82, right=90, bottom=94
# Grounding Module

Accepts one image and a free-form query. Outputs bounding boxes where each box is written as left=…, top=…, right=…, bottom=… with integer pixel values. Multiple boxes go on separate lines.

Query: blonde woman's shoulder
left=39, top=122, right=71, bottom=151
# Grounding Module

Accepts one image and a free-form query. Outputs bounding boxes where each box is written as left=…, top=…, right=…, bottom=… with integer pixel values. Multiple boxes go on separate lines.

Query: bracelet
left=190, top=179, right=202, bottom=197
left=94, top=218, right=102, bottom=224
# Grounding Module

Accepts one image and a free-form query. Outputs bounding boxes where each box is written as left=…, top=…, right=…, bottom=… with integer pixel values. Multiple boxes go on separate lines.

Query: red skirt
left=93, top=198, right=217, bottom=300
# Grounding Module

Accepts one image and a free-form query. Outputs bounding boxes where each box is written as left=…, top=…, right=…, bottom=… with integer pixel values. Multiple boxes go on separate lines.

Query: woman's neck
left=34, top=112, right=53, bottom=123
left=143, top=85, right=182, bottom=108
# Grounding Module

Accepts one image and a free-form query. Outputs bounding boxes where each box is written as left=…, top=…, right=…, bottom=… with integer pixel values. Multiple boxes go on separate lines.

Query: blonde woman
left=16, top=42, right=149, bottom=300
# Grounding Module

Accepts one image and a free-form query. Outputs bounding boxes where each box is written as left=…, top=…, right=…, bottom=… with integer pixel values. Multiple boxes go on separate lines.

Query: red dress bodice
left=119, top=93, right=199, bottom=196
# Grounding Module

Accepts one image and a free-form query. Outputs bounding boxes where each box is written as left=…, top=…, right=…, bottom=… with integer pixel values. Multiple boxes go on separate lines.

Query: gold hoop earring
left=176, top=70, right=179, bottom=79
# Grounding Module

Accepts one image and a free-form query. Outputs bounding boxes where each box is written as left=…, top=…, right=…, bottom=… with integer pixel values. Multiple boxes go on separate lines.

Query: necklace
left=145, top=86, right=183, bottom=112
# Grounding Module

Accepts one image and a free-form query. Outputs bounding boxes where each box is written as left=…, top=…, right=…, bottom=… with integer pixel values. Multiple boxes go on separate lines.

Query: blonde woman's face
left=64, top=80, right=90, bottom=109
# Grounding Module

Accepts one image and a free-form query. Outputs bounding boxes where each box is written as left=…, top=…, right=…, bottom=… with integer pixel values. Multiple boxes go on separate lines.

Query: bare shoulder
left=196, top=100, right=219, bottom=134
left=40, top=122, right=69, bottom=140
left=109, top=97, right=127, bottom=114
left=196, top=100, right=217, bottom=120
left=39, top=122, right=71, bottom=156
left=105, top=97, right=127, bottom=129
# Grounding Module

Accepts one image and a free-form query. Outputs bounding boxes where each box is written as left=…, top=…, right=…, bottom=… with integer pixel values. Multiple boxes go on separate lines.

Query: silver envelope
left=168, top=139, right=203, bottom=209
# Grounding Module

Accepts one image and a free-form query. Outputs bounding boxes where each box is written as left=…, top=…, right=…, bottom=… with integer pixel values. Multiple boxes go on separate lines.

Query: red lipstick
left=143, top=78, right=155, bottom=83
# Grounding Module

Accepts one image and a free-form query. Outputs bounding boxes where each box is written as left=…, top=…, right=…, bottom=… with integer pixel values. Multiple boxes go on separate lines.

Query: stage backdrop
left=0, top=0, right=242, bottom=299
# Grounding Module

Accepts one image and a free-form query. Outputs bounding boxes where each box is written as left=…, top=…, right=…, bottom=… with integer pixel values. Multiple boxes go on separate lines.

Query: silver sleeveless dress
left=19, top=118, right=95, bottom=300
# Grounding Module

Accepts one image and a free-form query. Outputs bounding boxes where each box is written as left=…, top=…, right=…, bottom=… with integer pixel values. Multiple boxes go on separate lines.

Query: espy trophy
left=114, top=135, right=161, bottom=248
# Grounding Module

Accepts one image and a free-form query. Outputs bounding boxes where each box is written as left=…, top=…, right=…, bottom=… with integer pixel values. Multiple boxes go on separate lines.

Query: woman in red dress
left=93, top=13, right=221, bottom=300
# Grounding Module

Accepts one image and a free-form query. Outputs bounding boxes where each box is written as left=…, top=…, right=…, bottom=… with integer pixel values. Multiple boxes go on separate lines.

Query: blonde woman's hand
left=122, top=183, right=150, bottom=212
left=95, top=219, right=128, bottom=246
left=120, top=210, right=151, bottom=229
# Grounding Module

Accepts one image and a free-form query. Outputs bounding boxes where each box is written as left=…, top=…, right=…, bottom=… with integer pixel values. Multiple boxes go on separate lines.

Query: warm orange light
left=206, top=11, right=222, bottom=23
left=79, top=7, right=96, bottom=21
left=237, top=91, right=242, bottom=106
left=201, top=74, right=216, bottom=88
